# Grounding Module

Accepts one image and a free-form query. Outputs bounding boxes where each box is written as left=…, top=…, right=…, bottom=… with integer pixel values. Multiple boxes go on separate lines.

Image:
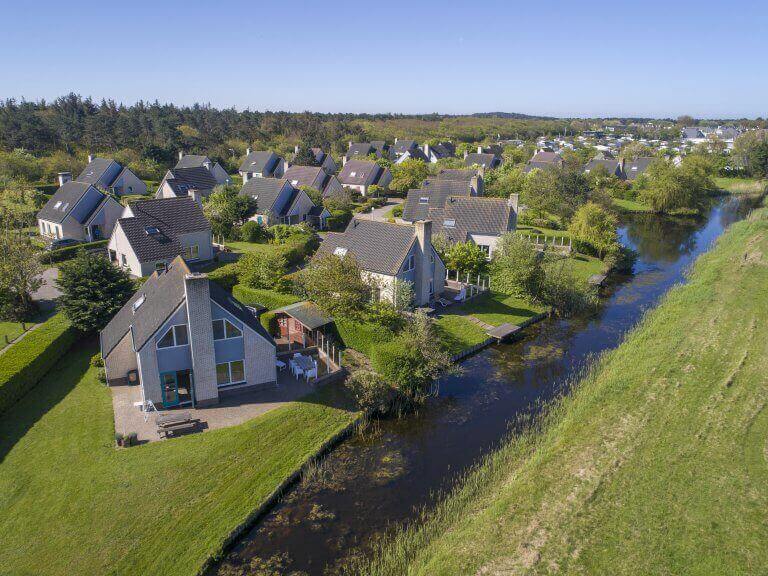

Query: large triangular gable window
left=212, top=318, right=242, bottom=341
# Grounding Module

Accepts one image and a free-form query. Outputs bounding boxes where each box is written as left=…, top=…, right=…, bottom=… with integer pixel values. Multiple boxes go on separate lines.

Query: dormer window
left=291, top=180, right=299, bottom=186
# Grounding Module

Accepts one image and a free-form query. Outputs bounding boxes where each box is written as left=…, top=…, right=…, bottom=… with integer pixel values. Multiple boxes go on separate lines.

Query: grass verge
left=714, top=176, right=766, bottom=194
left=612, top=196, right=654, bottom=212
left=0, top=342, right=359, bottom=576
left=352, top=204, right=768, bottom=575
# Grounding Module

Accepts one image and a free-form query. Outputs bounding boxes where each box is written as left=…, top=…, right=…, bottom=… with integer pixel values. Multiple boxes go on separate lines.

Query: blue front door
left=160, top=370, right=194, bottom=407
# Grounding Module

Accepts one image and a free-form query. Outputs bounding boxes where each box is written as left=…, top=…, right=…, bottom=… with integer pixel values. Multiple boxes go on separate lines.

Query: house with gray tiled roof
left=423, top=142, right=456, bottom=163
left=238, top=177, right=317, bottom=227
left=238, top=149, right=286, bottom=182
left=175, top=152, right=231, bottom=185
left=76, top=155, right=147, bottom=197
left=156, top=167, right=219, bottom=204
left=337, top=159, right=392, bottom=196
left=37, top=180, right=123, bottom=242
left=343, top=141, right=389, bottom=164
left=624, top=157, right=656, bottom=181
left=283, top=165, right=345, bottom=199
left=401, top=179, right=475, bottom=222
left=100, top=256, right=276, bottom=410
left=107, top=197, right=213, bottom=277
left=316, top=219, right=445, bottom=306
left=287, top=146, right=338, bottom=175
left=523, top=150, right=564, bottom=173
left=464, top=151, right=501, bottom=170
left=583, top=158, right=625, bottom=179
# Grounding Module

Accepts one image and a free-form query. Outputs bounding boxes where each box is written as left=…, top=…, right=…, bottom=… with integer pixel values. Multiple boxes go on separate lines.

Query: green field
left=433, top=315, right=489, bottom=354
left=0, top=322, right=29, bottom=349
left=714, top=176, right=767, bottom=194
left=0, top=343, right=359, bottom=576
left=449, top=291, right=545, bottom=328
left=547, top=252, right=606, bottom=283
left=357, top=205, right=768, bottom=575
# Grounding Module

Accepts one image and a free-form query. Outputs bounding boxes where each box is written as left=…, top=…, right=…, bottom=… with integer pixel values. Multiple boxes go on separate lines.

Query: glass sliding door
left=160, top=370, right=194, bottom=408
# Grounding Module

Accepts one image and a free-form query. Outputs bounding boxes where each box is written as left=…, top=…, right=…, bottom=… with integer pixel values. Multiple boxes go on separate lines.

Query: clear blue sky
left=1, top=0, right=766, bottom=118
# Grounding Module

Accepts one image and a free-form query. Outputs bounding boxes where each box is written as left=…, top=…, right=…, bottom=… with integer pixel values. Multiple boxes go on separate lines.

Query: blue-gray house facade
left=101, top=257, right=277, bottom=409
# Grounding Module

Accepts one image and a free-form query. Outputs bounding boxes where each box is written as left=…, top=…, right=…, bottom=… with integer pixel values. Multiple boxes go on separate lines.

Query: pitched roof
left=465, top=153, right=499, bottom=168
left=101, top=257, right=273, bottom=358
left=345, top=143, right=376, bottom=159
left=239, top=151, right=281, bottom=174
left=401, top=179, right=473, bottom=222
left=76, top=157, right=118, bottom=186
left=624, top=157, right=655, bottom=180
left=118, top=197, right=210, bottom=263
left=175, top=154, right=212, bottom=169
left=164, top=167, right=218, bottom=194
left=437, top=168, right=478, bottom=181
left=284, top=165, right=325, bottom=189
left=529, top=150, right=561, bottom=164
left=338, top=159, right=382, bottom=186
left=272, top=301, right=333, bottom=330
left=239, top=177, right=292, bottom=213
left=37, top=181, right=99, bottom=224
left=584, top=158, right=622, bottom=175
left=391, top=139, right=417, bottom=155
left=316, top=219, right=417, bottom=276
left=432, top=196, right=516, bottom=242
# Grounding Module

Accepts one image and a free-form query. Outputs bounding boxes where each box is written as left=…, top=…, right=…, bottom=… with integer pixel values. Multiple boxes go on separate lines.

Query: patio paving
left=111, top=353, right=336, bottom=443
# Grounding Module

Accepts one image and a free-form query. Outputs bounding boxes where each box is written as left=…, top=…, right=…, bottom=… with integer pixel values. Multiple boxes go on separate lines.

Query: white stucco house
left=77, top=155, right=147, bottom=197
left=239, top=177, right=317, bottom=226
left=175, top=152, right=232, bottom=185
left=337, top=160, right=392, bottom=196
left=316, top=218, right=445, bottom=306
left=100, top=257, right=277, bottom=409
left=107, top=197, right=214, bottom=277
left=239, top=150, right=285, bottom=183
left=37, top=180, right=123, bottom=242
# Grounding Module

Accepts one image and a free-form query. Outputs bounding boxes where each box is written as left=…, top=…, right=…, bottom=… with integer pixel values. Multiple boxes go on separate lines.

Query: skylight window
left=60, top=202, right=69, bottom=211
left=419, top=197, right=429, bottom=204
left=443, top=219, right=456, bottom=228
left=291, top=180, right=299, bottom=186
left=53, top=201, right=62, bottom=209
left=145, top=226, right=160, bottom=235
left=132, top=294, right=146, bottom=312
left=349, top=171, right=357, bottom=177
left=334, top=247, right=348, bottom=257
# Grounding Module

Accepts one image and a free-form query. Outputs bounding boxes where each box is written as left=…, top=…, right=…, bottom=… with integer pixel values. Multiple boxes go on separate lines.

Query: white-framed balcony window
left=157, top=324, right=189, bottom=349
left=216, top=360, right=245, bottom=387
left=212, top=318, right=242, bottom=341
left=183, top=244, right=200, bottom=261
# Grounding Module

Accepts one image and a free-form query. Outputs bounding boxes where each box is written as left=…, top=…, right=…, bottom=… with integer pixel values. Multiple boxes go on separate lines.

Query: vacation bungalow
left=76, top=155, right=147, bottom=197
left=337, top=159, right=392, bottom=196
left=523, top=150, right=564, bottom=173
left=107, top=197, right=214, bottom=277
left=464, top=151, right=501, bottom=170
left=100, top=257, right=277, bottom=409
left=317, top=219, right=445, bottom=306
left=175, top=152, right=231, bottom=185
left=239, top=177, right=316, bottom=226
left=37, top=181, right=123, bottom=242
left=239, top=150, right=285, bottom=182
left=283, top=165, right=345, bottom=199
left=156, top=167, right=218, bottom=203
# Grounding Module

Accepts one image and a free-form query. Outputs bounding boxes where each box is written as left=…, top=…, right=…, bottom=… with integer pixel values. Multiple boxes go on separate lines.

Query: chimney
left=348, top=141, right=352, bottom=148
left=183, top=272, right=219, bottom=406
left=294, top=144, right=300, bottom=154
left=423, top=143, right=430, bottom=156
left=507, top=193, right=519, bottom=214
left=87, top=154, right=94, bottom=163
left=246, top=147, right=251, bottom=156
left=463, top=150, right=468, bottom=159
left=477, top=145, right=483, bottom=154
left=189, top=189, right=203, bottom=207
left=57, top=172, right=72, bottom=186
left=395, top=137, right=399, bottom=144
left=178, top=150, right=184, bottom=160
left=414, top=220, right=433, bottom=306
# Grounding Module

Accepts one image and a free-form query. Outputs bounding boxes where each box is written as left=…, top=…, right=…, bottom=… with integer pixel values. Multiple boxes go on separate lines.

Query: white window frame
left=403, top=254, right=415, bottom=272
left=156, top=324, right=189, bottom=349
left=216, top=359, right=246, bottom=388
left=183, top=244, right=200, bottom=261
left=212, top=318, right=243, bottom=341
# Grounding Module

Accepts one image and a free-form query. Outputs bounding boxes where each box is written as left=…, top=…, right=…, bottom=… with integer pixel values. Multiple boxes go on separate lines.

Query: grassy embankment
left=714, top=176, right=766, bottom=194
left=612, top=196, right=654, bottom=212
left=355, top=203, right=768, bottom=575
left=0, top=343, right=359, bottom=576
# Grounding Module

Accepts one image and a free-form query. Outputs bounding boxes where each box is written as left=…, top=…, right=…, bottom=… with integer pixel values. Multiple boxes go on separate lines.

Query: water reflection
left=210, top=197, right=754, bottom=576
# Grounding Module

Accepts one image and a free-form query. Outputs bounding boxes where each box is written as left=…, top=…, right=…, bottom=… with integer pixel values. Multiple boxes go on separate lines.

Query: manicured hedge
left=231, top=284, right=300, bottom=311
left=206, top=262, right=240, bottom=290
left=43, top=240, right=109, bottom=264
left=0, top=313, right=80, bottom=415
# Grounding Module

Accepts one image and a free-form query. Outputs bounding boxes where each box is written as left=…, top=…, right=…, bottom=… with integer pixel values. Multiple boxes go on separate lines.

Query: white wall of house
left=85, top=197, right=123, bottom=241
left=38, top=219, right=63, bottom=239
left=468, top=233, right=501, bottom=259
left=156, top=181, right=178, bottom=199
left=210, top=163, right=231, bottom=185
left=111, top=169, right=147, bottom=197
left=323, top=176, right=344, bottom=198
left=108, top=221, right=144, bottom=277
left=285, top=191, right=315, bottom=224
left=178, top=229, right=214, bottom=262
left=104, top=331, right=138, bottom=383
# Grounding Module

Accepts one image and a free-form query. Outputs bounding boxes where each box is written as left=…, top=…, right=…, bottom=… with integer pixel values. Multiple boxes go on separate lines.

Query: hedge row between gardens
left=43, top=239, right=110, bottom=264
left=0, top=313, right=80, bottom=415
left=232, top=285, right=300, bottom=311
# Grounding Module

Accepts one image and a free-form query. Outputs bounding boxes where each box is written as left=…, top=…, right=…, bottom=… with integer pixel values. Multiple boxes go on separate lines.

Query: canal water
left=210, top=196, right=758, bottom=576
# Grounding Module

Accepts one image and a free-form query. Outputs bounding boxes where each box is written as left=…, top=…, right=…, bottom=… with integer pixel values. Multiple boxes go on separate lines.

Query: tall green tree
left=56, top=251, right=135, bottom=332
left=389, top=159, right=429, bottom=193
left=568, top=202, right=618, bottom=258
left=203, top=184, right=255, bottom=240
left=294, top=252, right=372, bottom=318
left=0, top=214, right=42, bottom=320
left=490, top=233, right=544, bottom=298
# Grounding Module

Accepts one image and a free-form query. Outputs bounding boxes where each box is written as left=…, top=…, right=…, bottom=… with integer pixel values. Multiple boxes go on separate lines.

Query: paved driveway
left=356, top=197, right=404, bottom=222
left=32, top=267, right=61, bottom=311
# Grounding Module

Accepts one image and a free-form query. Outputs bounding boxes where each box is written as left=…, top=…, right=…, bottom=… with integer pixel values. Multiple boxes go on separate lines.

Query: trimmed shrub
left=335, top=318, right=395, bottom=356
left=240, top=221, right=269, bottom=243
left=206, top=263, right=240, bottom=290
left=43, top=240, right=109, bottom=264
left=0, top=313, right=80, bottom=415
left=231, top=284, right=300, bottom=310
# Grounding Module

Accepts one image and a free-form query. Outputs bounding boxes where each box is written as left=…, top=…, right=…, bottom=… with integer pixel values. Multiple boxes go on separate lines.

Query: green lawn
left=449, top=291, right=545, bottom=328
left=612, top=197, right=654, bottom=212
left=356, top=204, right=768, bottom=575
left=516, top=224, right=571, bottom=240
left=226, top=240, right=282, bottom=255
left=0, top=342, right=359, bottom=576
left=0, top=322, right=29, bottom=349
left=547, top=252, right=606, bottom=283
left=433, top=315, right=489, bottom=354
left=714, top=176, right=767, bottom=194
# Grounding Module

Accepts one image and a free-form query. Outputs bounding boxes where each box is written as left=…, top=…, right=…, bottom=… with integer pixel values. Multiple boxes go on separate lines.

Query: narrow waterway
left=210, top=196, right=759, bottom=576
